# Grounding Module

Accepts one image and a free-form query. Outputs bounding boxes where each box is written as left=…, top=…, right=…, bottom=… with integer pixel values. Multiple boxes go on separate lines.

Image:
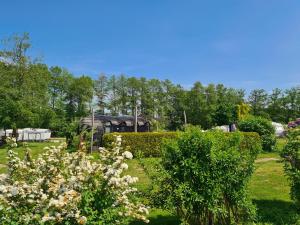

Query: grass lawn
left=0, top=139, right=64, bottom=173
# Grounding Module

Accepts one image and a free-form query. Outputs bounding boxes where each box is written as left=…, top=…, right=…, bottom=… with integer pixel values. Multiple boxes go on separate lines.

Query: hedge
left=103, top=131, right=261, bottom=157
left=103, top=132, right=179, bottom=157
left=281, top=128, right=300, bottom=208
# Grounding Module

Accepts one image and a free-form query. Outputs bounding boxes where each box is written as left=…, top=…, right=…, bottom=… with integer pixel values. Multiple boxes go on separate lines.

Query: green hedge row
left=103, top=132, right=179, bottom=157
left=103, top=131, right=261, bottom=157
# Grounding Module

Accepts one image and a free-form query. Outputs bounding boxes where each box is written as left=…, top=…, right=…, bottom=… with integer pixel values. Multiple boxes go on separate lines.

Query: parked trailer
left=5, top=128, right=51, bottom=141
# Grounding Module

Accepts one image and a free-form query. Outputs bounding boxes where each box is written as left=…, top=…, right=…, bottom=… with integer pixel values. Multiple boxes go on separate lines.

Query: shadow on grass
left=254, top=199, right=299, bottom=225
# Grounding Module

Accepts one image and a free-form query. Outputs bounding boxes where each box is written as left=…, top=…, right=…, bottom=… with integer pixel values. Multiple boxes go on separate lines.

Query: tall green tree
left=65, top=76, right=94, bottom=121
left=267, top=88, right=284, bottom=122
left=0, top=33, right=51, bottom=130
left=107, top=75, right=119, bottom=115
left=165, top=84, right=186, bottom=130
left=95, top=73, right=108, bottom=114
left=127, top=77, right=141, bottom=115
left=248, top=89, right=268, bottom=117
left=116, top=74, right=129, bottom=115
left=186, top=82, right=207, bottom=128
left=283, top=87, right=300, bottom=122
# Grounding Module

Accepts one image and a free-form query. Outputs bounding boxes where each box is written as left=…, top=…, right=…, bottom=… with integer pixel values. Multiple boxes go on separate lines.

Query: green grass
left=0, top=139, right=64, bottom=173
left=249, top=159, right=298, bottom=224
left=276, top=138, right=288, bottom=152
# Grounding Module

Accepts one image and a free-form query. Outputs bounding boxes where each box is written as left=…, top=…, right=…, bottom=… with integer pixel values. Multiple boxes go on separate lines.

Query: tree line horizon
left=0, top=34, right=299, bottom=136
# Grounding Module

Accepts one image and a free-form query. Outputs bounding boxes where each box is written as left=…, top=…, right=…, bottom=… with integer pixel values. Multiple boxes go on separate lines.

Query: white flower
left=120, top=163, right=128, bottom=170
left=10, top=187, right=19, bottom=196
left=116, top=135, right=122, bottom=143
left=77, top=216, right=87, bottom=224
left=42, top=214, right=55, bottom=222
left=122, top=151, right=133, bottom=159
left=0, top=185, right=6, bottom=193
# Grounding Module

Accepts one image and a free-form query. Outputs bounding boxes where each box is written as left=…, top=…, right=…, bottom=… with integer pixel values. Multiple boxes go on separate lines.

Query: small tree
left=160, top=128, right=260, bottom=225
left=238, top=116, right=276, bottom=152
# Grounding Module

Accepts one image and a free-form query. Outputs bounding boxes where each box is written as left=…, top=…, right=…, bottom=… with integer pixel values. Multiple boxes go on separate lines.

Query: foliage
left=64, top=119, right=80, bottom=150
left=146, top=132, right=262, bottom=209
left=281, top=128, right=300, bottom=209
left=238, top=116, right=276, bottom=152
left=248, top=89, right=268, bottom=118
left=134, top=151, right=300, bottom=225
left=0, top=136, right=149, bottom=224
left=157, top=128, right=260, bottom=225
left=248, top=87, right=300, bottom=123
left=212, top=103, right=236, bottom=126
left=103, top=132, right=179, bottom=157
left=237, top=103, right=251, bottom=120
left=0, top=34, right=51, bottom=130
left=0, top=34, right=94, bottom=137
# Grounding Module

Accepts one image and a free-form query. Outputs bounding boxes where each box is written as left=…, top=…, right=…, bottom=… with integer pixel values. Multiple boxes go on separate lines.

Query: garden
left=0, top=121, right=300, bottom=224
left=0, top=34, right=300, bottom=224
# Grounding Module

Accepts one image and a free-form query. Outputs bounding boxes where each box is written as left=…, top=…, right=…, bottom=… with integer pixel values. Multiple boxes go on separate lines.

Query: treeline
left=0, top=34, right=94, bottom=136
left=94, top=75, right=300, bottom=129
left=0, top=34, right=299, bottom=136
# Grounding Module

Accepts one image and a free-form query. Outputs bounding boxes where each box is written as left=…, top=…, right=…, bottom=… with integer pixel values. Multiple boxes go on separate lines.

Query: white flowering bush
left=0, top=136, right=149, bottom=225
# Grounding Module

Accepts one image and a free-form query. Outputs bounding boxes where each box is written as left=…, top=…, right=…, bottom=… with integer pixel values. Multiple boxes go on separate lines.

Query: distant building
left=80, top=114, right=150, bottom=146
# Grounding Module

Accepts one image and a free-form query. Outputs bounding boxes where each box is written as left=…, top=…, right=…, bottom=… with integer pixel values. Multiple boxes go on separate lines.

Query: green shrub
left=281, top=128, right=300, bottom=209
left=103, top=132, right=179, bottom=157
left=238, top=116, right=276, bottom=151
left=158, top=128, right=261, bottom=225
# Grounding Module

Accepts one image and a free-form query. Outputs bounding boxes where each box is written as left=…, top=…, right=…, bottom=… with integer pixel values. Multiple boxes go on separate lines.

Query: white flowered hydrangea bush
left=0, top=135, right=149, bottom=225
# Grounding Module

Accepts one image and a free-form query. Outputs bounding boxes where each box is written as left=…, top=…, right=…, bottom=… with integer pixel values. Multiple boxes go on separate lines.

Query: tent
left=5, top=128, right=51, bottom=141
left=271, top=122, right=285, bottom=137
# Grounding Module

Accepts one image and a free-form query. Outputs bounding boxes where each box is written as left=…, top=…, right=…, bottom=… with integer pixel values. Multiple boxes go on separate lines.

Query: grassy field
left=0, top=138, right=298, bottom=224
left=0, top=139, right=64, bottom=173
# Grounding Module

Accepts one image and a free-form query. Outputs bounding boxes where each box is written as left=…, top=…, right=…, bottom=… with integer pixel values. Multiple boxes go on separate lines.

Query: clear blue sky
left=1, top=0, right=300, bottom=91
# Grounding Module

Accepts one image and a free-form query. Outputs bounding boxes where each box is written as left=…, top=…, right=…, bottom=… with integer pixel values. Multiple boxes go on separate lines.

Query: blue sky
left=1, top=0, right=300, bottom=91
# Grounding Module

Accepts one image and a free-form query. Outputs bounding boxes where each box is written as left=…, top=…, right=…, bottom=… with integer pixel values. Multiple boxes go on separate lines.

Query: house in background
left=80, top=114, right=150, bottom=146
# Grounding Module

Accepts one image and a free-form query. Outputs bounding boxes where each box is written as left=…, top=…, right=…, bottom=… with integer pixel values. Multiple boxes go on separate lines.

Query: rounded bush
left=159, top=128, right=261, bottom=224
left=238, top=116, right=276, bottom=151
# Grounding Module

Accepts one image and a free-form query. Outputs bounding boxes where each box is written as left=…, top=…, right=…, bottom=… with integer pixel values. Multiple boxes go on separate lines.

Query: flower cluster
left=99, top=136, right=149, bottom=223
left=5, top=137, right=17, bottom=148
left=0, top=136, right=149, bottom=224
